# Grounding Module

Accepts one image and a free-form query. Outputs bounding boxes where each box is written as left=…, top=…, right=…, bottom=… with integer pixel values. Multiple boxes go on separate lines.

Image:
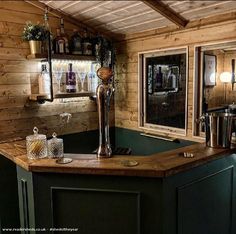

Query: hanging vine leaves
left=94, top=36, right=116, bottom=68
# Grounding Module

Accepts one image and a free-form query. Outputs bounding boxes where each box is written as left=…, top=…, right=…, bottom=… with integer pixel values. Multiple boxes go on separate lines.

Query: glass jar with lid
left=26, top=127, right=47, bottom=159
left=47, top=132, right=64, bottom=158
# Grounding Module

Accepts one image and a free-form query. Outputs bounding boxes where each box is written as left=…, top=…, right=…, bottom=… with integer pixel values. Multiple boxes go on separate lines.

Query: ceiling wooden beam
left=141, top=0, right=188, bottom=28
left=24, top=0, right=113, bottom=39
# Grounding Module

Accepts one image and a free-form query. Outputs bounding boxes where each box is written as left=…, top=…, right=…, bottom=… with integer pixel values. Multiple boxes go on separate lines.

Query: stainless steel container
left=228, top=103, right=236, bottom=143
left=205, top=112, right=235, bottom=148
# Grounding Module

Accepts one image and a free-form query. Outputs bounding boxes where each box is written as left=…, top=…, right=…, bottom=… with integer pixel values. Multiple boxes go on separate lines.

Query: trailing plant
left=22, top=22, right=47, bottom=41
left=94, top=36, right=116, bottom=68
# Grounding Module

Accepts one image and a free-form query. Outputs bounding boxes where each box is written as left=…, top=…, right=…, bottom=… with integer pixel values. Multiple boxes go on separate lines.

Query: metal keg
left=228, top=103, right=236, bottom=143
left=204, top=112, right=235, bottom=148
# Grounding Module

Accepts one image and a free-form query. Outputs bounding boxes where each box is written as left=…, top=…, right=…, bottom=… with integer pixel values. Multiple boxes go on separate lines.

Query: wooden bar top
left=0, top=140, right=235, bottom=177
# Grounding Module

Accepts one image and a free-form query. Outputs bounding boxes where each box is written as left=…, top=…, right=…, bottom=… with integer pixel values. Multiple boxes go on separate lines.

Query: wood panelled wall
left=115, top=16, right=236, bottom=140
left=0, top=1, right=102, bottom=141
left=205, top=50, right=236, bottom=109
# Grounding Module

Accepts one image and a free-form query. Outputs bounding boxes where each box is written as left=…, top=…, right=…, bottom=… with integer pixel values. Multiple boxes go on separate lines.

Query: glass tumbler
left=26, top=127, right=47, bottom=159
left=47, top=132, right=64, bottom=158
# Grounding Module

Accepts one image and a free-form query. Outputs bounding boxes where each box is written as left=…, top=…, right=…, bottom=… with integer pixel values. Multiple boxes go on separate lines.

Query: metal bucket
left=205, top=112, right=235, bottom=148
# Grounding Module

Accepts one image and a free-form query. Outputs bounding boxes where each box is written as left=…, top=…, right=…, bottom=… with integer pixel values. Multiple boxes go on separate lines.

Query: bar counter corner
left=0, top=132, right=235, bottom=234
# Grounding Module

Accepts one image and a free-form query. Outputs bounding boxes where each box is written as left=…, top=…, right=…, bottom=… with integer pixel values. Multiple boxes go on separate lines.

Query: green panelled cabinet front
left=0, top=156, right=20, bottom=232
left=162, top=155, right=236, bottom=234
left=16, top=154, right=236, bottom=234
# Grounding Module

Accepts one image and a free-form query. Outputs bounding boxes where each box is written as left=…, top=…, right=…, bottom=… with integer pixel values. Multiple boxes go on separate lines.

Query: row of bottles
left=153, top=66, right=179, bottom=92
left=38, top=62, right=98, bottom=95
left=52, top=18, right=93, bottom=56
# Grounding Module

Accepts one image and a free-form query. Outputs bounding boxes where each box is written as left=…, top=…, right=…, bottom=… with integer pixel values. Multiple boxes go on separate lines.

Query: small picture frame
left=204, top=54, right=216, bottom=86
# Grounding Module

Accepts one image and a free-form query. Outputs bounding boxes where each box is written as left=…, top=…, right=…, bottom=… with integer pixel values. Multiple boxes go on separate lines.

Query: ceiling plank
left=94, top=0, right=184, bottom=28
left=121, top=10, right=236, bottom=42
left=83, top=2, right=143, bottom=24
left=72, top=1, right=112, bottom=17
left=24, top=0, right=114, bottom=39
left=141, top=0, right=188, bottom=28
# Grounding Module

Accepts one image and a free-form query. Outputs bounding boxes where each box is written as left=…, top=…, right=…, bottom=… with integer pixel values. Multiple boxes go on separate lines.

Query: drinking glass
left=74, top=61, right=81, bottom=92
left=79, top=63, right=87, bottom=92
left=74, top=62, right=88, bottom=92
left=53, top=62, right=64, bottom=93
left=83, top=62, right=91, bottom=91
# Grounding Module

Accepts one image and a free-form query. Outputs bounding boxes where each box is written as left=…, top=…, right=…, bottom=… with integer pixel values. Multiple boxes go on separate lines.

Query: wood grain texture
left=0, top=1, right=102, bottom=141
left=205, top=50, right=236, bottom=108
left=142, top=0, right=188, bottom=28
left=115, top=15, right=236, bottom=140
left=0, top=140, right=235, bottom=178
left=40, top=1, right=236, bottom=35
left=121, top=11, right=236, bottom=41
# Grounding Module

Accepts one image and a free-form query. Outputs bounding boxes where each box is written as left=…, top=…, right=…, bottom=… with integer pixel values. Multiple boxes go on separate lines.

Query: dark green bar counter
left=0, top=128, right=235, bottom=234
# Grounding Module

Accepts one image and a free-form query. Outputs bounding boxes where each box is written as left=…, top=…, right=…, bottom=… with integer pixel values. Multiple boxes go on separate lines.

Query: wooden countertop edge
left=163, top=149, right=236, bottom=177
left=28, top=165, right=165, bottom=177
left=0, top=141, right=235, bottom=178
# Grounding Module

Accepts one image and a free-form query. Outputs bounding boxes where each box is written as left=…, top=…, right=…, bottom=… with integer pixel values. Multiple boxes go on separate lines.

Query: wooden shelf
left=29, top=92, right=94, bottom=102
left=54, top=92, right=94, bottom=98
left=27, top=54, right=96, bottom=61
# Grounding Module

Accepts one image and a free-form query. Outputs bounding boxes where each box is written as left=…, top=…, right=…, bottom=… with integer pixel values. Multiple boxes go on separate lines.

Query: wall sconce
left=220, top=72, right=231, bottom=83
left=220, top=71, right=231, bottom=104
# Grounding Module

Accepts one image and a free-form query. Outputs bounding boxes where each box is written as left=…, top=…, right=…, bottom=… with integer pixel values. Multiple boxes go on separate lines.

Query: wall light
left=220, top=72, right=231, bottom=104
left=220, top=72, right=231, bottom=83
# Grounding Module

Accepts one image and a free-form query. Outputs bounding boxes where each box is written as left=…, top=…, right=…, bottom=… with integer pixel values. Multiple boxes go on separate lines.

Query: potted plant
left=22, top=21, right=47, bottom=55
left=94, top=36, right=115, bottom=68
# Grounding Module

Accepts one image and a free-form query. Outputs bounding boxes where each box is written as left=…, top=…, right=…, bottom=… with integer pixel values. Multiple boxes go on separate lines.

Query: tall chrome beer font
left=96, top=67, right=114, bottom=158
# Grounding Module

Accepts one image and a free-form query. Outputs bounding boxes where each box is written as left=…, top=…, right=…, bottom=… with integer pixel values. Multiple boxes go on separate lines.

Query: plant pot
left=29, top=40, right=42, bottom=54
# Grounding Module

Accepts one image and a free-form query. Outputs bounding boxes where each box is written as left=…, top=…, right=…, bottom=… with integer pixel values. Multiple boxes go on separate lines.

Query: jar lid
left=48, top=132, right=63, bottom=143
left=26, top=127, right=46, bottom=141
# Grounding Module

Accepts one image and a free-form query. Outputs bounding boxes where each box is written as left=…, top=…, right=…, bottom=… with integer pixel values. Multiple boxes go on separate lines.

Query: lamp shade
left=220, top=72, right=231, bottom=83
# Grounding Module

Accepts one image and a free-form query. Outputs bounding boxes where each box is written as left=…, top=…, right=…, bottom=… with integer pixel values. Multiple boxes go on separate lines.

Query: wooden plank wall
left=205, top=50, right=236, bottom=109
left=0, top=1, right=105, bottom=141
left=115, top=16, right=236, bottom=140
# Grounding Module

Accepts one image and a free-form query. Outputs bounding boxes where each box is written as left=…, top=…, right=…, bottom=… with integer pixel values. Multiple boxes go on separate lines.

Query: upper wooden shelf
left=27, top=54, right=97, bottom=61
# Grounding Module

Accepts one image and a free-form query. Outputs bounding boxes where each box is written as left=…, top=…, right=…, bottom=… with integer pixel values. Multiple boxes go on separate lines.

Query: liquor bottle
left=168, top=68, right=177, bottom=89
left=82, top=29, right=93, bottom=55
left=66, top=63, right=76, bottom=93
left=53, top=28, right=65, bottom=54
left=155, top=66, right=163, bottom=89
left=70, top=29, right=82, bottom=55
left=43, top=8, right=53, bottom=54
left=38, top=64, right=50, bottom=95
left=60, top=18, right=69, bottom=54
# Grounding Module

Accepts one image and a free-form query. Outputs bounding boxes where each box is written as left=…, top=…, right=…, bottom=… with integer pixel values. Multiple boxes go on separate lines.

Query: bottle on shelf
left=155, top=66, right=163, bottom=90
left=82, top=29, right=93, bottom=55
left=38, top=64, right=51, bottom=95
left=60, top=18, right=70, bottom=54
left=66, top=63, right=76, bottom=93
left=70, top=29, right=83, bottom=55
left=53, top=28, right=66, bottom=54
left=43, top=8, right=53, bottom=54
